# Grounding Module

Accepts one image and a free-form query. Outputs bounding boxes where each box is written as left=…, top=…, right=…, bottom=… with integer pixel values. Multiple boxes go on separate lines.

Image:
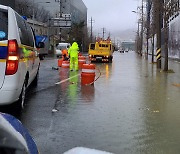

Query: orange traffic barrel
left=58, top=58, right=63, bottom=67
left=78, top=52, right=82, bottom=56
left=81, top=64, right=95, bottom=85
left=62, top=61, right=70, bottom=68
left=78, top=56, right=86, bottom=69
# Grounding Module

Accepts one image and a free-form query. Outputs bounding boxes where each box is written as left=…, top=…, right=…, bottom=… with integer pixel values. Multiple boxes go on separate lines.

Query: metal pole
left=90, top=17, right=93, bottom=42
left=152, top=35, right=154, bottom=63
left=47, top=12, right=50, bottom=54
left=137, top=20, right=140, bottom=54
left=164, top=0, right=168, bottom=71
left=146, top=0, right=151, bottom=60
left=102, top=27, right=105, bottom=40
left=140, top=0, right=143, bottom=56
left=59, top=0, right=62, bottom=42
left=155, top=0, right=162, bottom=69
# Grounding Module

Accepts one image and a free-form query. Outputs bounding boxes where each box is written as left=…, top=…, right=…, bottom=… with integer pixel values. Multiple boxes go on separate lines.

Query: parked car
left=0, top=5, right=44, bottom=108
left=55, top=42, right=71, bottom=58
left=0, top=112, right=39, bottom=154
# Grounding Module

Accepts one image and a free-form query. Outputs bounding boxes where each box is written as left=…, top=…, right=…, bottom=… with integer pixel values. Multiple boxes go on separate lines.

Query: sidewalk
left=146, top=54, right=180, bottom=86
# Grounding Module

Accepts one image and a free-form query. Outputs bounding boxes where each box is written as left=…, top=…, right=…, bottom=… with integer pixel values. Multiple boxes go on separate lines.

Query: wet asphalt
left=1, top=51, right=180, bottom=154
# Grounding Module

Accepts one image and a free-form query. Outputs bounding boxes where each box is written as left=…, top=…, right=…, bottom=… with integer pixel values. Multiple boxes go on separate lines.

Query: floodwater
left=17, top=51, right=180, bottom=153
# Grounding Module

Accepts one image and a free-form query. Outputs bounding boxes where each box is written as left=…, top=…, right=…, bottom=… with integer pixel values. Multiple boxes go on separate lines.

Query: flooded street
left=18, top=51, right=180, bottom=153
left=1, top=1, right=180, bottom=154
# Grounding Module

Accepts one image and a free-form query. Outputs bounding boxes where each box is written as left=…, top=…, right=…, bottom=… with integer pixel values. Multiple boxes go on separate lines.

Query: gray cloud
left=83, top=0, right=140, bottom=40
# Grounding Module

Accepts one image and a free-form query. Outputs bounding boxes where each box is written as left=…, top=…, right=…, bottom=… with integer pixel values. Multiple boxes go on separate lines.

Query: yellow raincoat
left=68, top=42, right=79, bottom=71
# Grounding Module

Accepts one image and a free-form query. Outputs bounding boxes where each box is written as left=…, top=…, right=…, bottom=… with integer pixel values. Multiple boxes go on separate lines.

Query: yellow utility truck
left=88, top=39, right=114, bottom=62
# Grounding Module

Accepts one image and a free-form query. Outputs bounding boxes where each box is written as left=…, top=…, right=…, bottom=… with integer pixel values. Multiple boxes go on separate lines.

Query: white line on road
left=55, top=73, right=80, bottom=85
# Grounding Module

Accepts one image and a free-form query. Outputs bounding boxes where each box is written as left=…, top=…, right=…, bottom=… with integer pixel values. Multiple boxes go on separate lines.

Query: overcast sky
left=82, top=0, right=141, bottom=41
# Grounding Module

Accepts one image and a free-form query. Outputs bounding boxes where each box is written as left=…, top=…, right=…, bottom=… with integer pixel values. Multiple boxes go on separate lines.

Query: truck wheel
left=109, top=57, right=112, bottom=63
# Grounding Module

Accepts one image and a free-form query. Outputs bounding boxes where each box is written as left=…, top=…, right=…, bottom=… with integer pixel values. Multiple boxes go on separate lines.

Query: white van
left=55, top=42, right=71, bottom=58
left=0, top=5, right=44, bottom=108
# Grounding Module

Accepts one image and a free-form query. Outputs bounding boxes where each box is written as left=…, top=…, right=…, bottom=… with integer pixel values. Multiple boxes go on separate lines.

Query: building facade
left=36, top=0, right=87, bottom=25
left=165, top=0, right=180, bottom=60
left=35, top=0, right=87, bottom=48
left=121, top=41, right=135, bottom=51
left=147, top=0, right=180, bottom=60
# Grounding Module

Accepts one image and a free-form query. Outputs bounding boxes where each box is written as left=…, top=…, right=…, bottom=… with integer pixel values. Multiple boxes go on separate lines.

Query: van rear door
left=0, top=8, right=8, bottom=89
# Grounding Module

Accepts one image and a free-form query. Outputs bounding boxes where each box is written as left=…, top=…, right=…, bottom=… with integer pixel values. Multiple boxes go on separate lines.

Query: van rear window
left=0, top=9, right=8, bottom=41
left=57, top=45, right=67, bottom=50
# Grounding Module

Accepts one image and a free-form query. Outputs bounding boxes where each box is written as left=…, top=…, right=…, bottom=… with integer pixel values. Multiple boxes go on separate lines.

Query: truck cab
left=88, top=39, right=113, bottom=62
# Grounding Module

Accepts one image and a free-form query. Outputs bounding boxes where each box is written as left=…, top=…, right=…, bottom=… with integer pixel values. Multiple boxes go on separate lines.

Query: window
left=25, top=24, right=34, bottom=47
left=15, top=13, right=29, bottom=46
left=57, top=45, right=67, bottom=50
left=99, top=44, right=108, bottom=48
left=90, top=43, right=95, bottom=50
left=15, top=13, right=34, bottom=47
left=0, top=9, right=8, bottom=41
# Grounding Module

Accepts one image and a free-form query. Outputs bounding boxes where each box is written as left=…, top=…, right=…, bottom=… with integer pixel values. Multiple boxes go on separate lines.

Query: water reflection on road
left=1, top=52, right=180, bottom=154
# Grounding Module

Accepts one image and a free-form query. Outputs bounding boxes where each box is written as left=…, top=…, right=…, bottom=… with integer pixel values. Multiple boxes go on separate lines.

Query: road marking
left=55, top=73, right=80, bottom=85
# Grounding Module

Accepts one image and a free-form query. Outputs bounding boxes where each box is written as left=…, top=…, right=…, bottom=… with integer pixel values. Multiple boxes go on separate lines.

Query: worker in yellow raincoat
left=68, top=42, right=79, bottom=71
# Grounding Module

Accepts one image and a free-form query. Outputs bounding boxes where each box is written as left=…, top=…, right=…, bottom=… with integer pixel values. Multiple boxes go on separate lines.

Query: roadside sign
left=62, top=14, right=71, bottom=19
left=50, top=17, right=71, bottom=28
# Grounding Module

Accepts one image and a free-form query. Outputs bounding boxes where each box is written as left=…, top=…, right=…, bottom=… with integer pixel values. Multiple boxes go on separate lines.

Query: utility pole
left=163, top=0, right=168, bottom=71
left=102, top=27, right=106, bottom=40
left=146, top=0, right=152, bottom=60
left=59, top=0, right=62, bottom=42
left=140, top=0, right=144, bottom=56
left=151, top=35, right=154, bottom=63
left=55, top=0, right=62, bottom=42
left=135, top=19, right=140, bottom=54
left=89, top=17, right=95, bottom=42
left=154, top=0, right=162, bottom=69
left=151, top=1, right=154, bottom=63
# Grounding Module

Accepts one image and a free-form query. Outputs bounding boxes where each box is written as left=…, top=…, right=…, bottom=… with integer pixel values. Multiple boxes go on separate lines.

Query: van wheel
left=39, top=54, right=44, bottom=60
left=17, top=82, right=26, bottom=109
left=33, top=70, right=39, bottom=86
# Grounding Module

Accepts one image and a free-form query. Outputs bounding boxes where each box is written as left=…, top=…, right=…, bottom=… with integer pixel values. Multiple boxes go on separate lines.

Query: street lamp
left=132, top=10, right=143, bottom=55
left=32, top=1, right=51, bottom=29
left=132, top=5, right=144, bottom=56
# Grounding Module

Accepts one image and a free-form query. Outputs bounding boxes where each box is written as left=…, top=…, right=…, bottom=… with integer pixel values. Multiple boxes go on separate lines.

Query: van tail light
left=5, top=39, right=19, bottom=75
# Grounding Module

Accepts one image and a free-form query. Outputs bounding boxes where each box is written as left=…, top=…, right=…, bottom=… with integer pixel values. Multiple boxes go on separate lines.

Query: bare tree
left=15, top=0, right=49, bottom=23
